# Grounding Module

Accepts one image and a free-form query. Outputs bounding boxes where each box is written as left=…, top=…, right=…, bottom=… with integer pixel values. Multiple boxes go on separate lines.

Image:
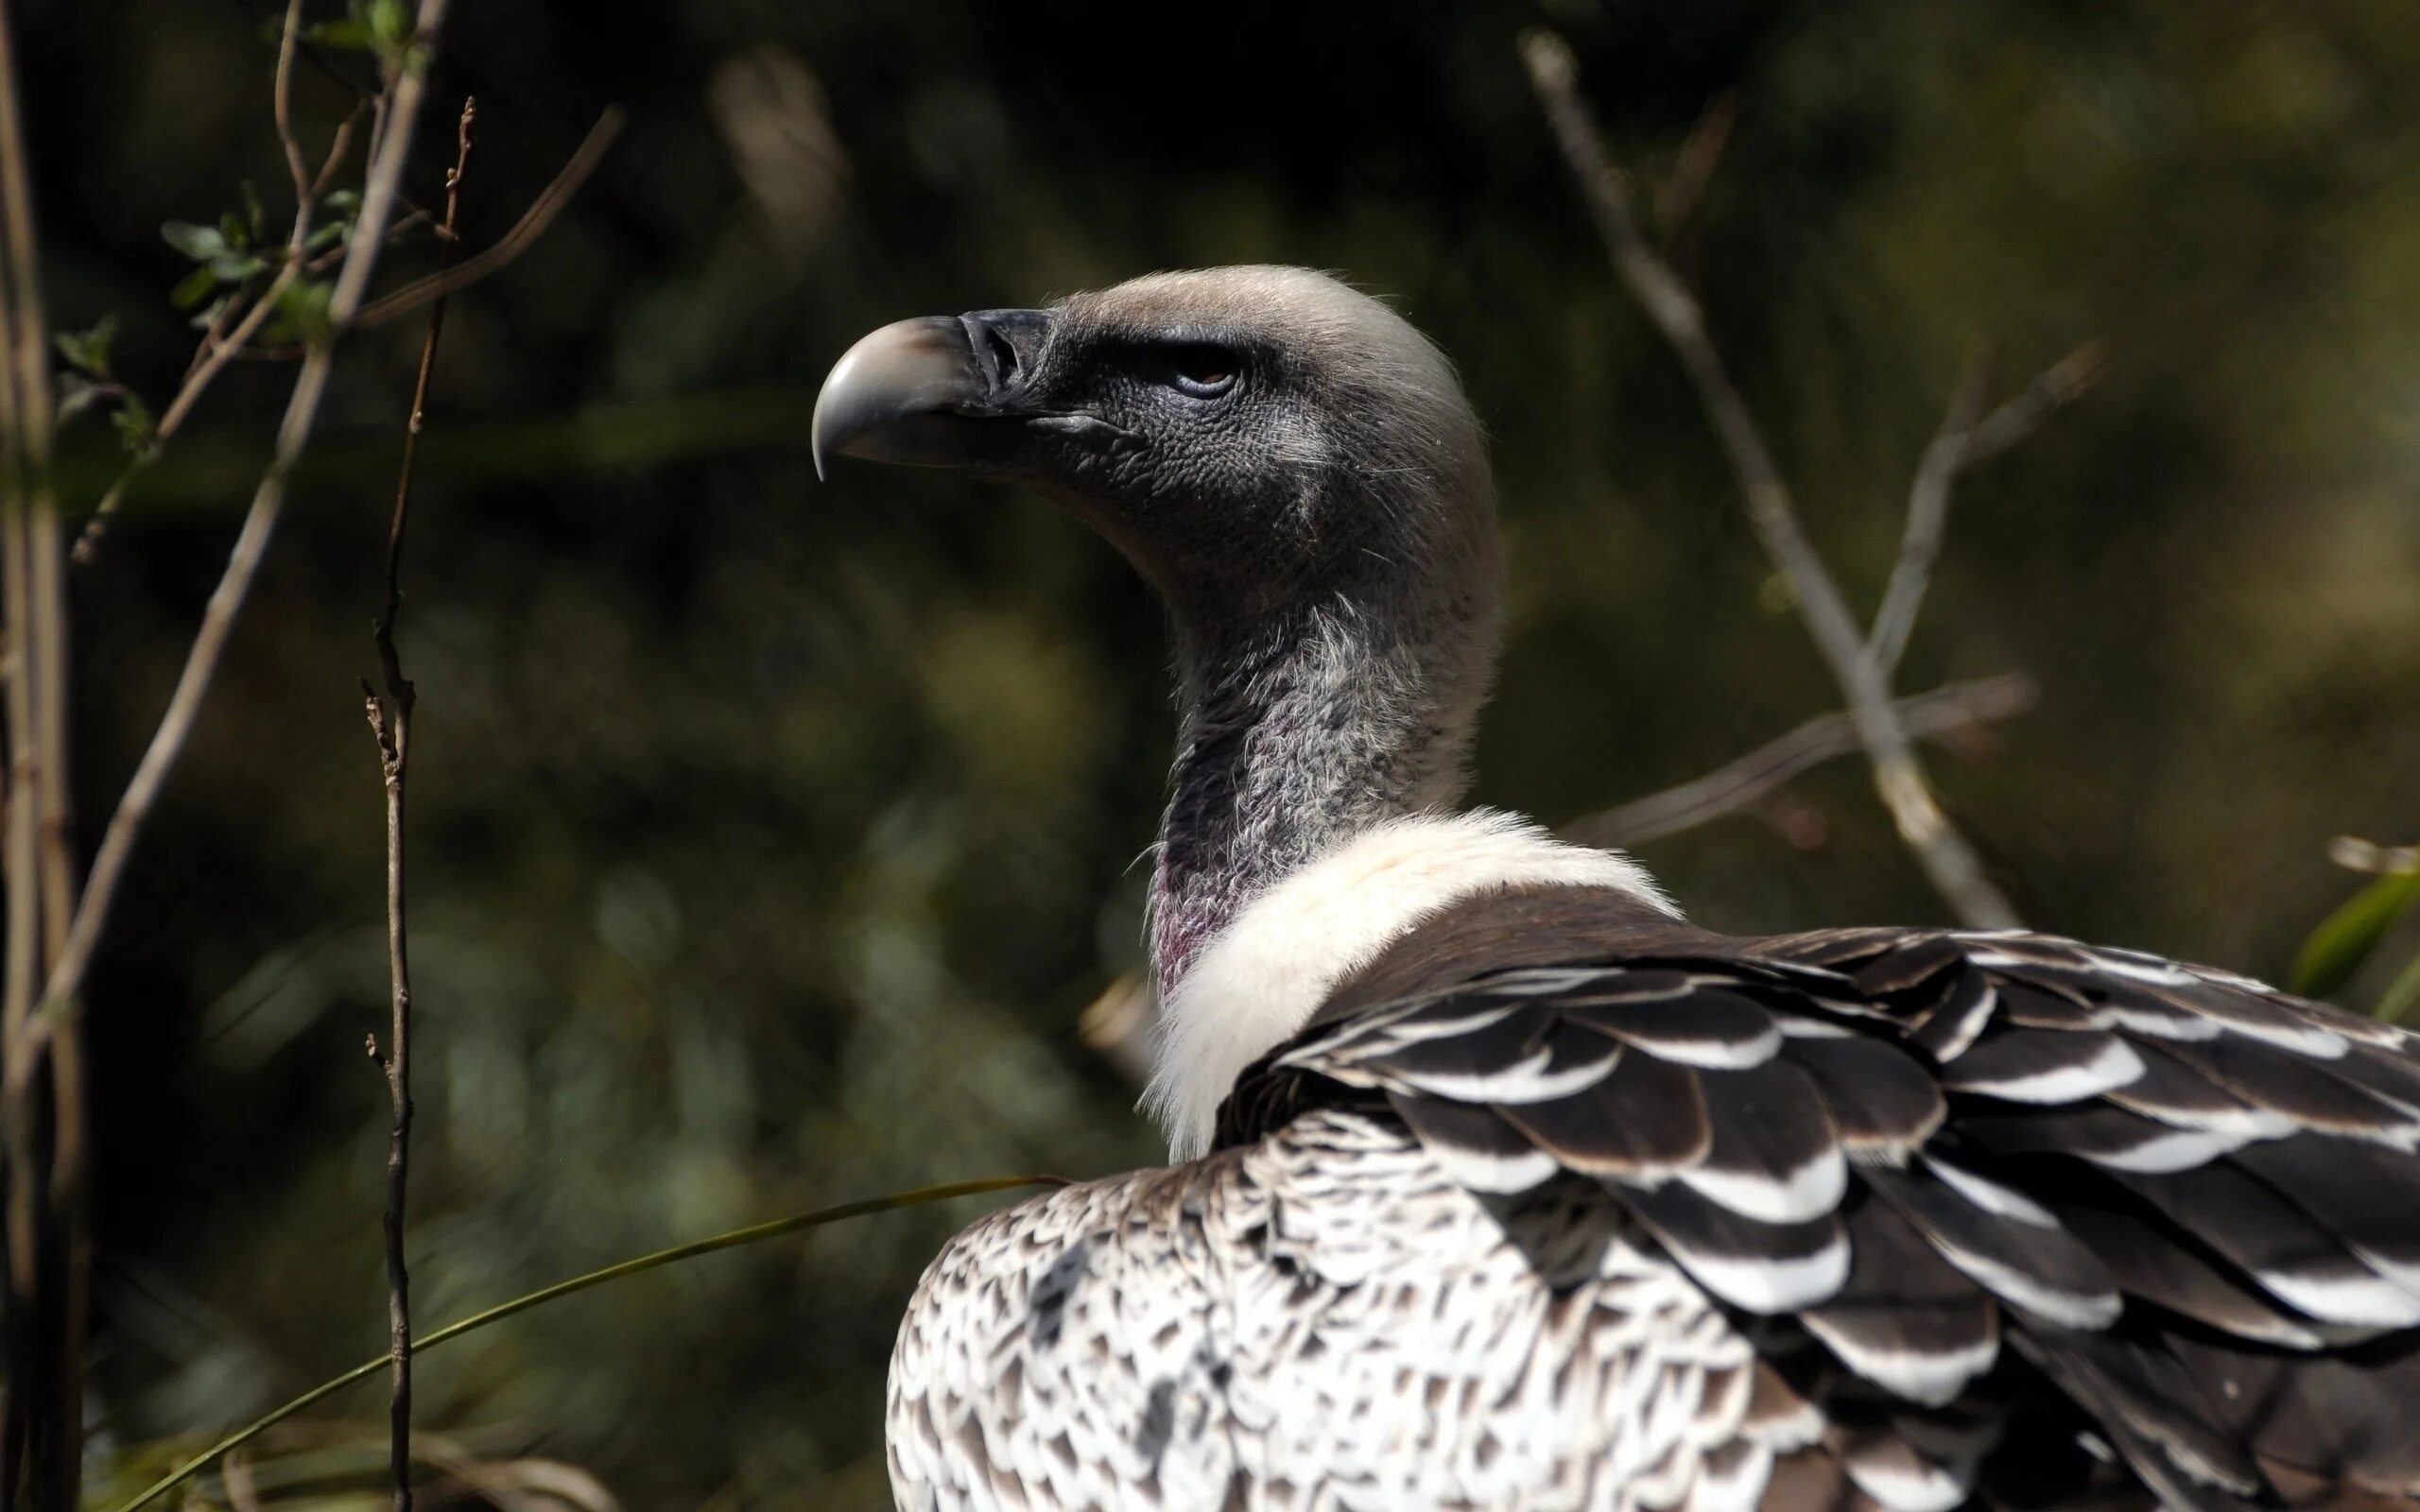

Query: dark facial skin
left=815, top=293, right=1433, bottom=630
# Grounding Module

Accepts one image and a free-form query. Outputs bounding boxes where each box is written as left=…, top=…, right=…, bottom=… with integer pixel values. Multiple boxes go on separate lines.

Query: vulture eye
left=1166, top=345, right=1239, bottom=399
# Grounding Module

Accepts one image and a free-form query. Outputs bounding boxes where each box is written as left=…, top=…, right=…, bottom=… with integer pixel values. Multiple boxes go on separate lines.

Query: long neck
left=1150, top=572, right=1496, bottom=993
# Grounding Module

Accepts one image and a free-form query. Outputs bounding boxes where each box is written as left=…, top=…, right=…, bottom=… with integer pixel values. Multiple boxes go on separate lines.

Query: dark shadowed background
left=26, top=0, right=2420, bottom=1504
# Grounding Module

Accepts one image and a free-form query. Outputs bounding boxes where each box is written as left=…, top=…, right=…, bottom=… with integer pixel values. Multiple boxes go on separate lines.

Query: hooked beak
left=810, top=308, right=1054, bottom=481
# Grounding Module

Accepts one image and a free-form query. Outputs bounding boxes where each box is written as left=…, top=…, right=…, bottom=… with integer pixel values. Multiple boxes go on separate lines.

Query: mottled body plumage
left=891, top=1108, right=1777, bottom=1512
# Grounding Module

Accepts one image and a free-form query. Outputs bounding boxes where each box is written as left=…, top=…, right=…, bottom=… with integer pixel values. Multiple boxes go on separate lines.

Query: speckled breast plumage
left=887, top=1108, right=1787, bottom=1512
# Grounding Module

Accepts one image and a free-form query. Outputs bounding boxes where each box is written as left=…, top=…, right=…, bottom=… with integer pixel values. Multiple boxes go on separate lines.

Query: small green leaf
left=240, top=180, right=266, bottom=243
left=303, top=18, right=377, bottom=49
left=168, top=265, right=219, bottom=310
left=186, top=294, right=233, bottom=330
left=324, top=188, right=362, bottom=213
left=207, top=252, right=267, bottom=284
left=56, top=372, right=104, bottom=425
left=161, top=220, right=226, bottom=262
left=262, top=279, right=334, bottom=346
left=53, top=313, right=117, bottom=378
left=369, top=0, right=409, bottom=46
left=303, top=220, right=346, bottom=252
left=2291, top=865, right=2420, bottom=999
left=217, top=210, right=250, bottom=252
left=111, top=390, right=156, bottom=455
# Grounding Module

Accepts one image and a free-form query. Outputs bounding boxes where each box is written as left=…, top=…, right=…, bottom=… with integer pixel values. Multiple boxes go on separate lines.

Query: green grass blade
left=2377, top=949, right=2420, bottom=1024
left=2290, top=867, right=2420, bottom=999
left=110, top=1175, right=1061, bottom=1512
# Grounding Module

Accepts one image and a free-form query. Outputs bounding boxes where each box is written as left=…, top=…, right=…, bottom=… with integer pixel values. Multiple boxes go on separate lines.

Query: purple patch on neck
left=1150, top=862, right=1220, bottom=997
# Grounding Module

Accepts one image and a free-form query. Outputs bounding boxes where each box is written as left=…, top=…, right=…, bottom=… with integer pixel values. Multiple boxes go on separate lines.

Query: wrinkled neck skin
left=1150, top=553, right=1499, bottom=996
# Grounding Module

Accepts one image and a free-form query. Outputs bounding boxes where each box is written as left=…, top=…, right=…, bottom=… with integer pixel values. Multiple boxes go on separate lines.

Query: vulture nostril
left=983, top=324, right=1021, bottom=387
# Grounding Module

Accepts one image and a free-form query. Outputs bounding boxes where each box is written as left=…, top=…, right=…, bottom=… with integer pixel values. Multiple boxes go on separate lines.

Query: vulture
left=811, top=266, right=2420, bottom=1512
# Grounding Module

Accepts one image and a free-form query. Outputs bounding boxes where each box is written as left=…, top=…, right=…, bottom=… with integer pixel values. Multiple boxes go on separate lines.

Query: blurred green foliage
left=2291, top=845, right=2420, bottom=1010
left=24, top=0, right=2420, bottom=1505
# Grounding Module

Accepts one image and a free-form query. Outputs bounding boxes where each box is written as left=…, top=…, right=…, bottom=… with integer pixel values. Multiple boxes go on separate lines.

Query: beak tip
left=807, top=313, right=1033, bottom=483
left=809, top=385, right=837, bottom=482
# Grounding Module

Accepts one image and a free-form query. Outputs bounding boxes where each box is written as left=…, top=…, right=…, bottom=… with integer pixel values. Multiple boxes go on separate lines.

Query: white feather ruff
left=1145, top=808, right=1677, bottom=1160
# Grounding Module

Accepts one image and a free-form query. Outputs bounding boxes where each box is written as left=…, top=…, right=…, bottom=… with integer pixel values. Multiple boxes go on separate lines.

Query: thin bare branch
left=1868, top=347, right=1995, bottom=679
left=1524, top=29, right=2020, bottom=928
left=0, top=0, right=86, bottom=1498
left=1655, top=92, right=1737, bottom=237
left=354, top=107, right=623, bottom=329
left=310, top=101, right=370, bottom=201
left=45, top=0, right=458, bottom=1015
left=271, top=0, right=310, bottom=211
left=1562, top=673, right=2038, bottom=849
left=0, top=341, right=32, bottom=1512
left=1868, top=340, right=2107, bottom=678
left=368, top=90, right=473, bottom=1512
left=1964, top=338, right=2109, bottom=467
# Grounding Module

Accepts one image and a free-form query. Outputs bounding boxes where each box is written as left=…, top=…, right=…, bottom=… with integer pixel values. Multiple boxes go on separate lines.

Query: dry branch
left=1655, top=92, right=1737, bottom=237
left=1869, top=341, right=2107, bottom=678
left=1868, top=349, right=1995, bottom=679
left=1562, top=673, right=2037, bottom=849
left=0, top=0, right=86, bottom=1499
left=365, top=88, right=472, bottom=1512
left=1524, top=30, right=2022, bottom=928
left=354, top=108, right=623, bottom=329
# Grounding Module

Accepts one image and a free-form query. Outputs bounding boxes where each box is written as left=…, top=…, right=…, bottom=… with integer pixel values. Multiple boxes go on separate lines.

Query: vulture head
left=819, top=266, right=1662, bottom=1153
left=815, top=267, right=1496, bottom=640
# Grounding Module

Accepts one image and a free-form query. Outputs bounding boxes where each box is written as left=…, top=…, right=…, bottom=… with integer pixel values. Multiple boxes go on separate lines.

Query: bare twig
left=0, top=0, right=87, bottom=1499
left=1868, top=348, right=1995, bottom=679
left=1655, top=92, right=1737, bottom=237
left=1562, top=673, right=2038, bottom=849
left=1963, top=338, right=2109, bottom=468
left=44, top=0, right=458, bottom=1016
left=354, top=107, right=623, bottom=329
left=1868, top=340, right=2107, bottom=678
left=1524, top=30, right=2021, bottom=928
left=366, top=91, right=472, bottom=1512
left=0, top=292, right=34, bottom=1512
left=271, top=0, right=310, bottom=211
left=310, top=100, right=371, bottom=202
